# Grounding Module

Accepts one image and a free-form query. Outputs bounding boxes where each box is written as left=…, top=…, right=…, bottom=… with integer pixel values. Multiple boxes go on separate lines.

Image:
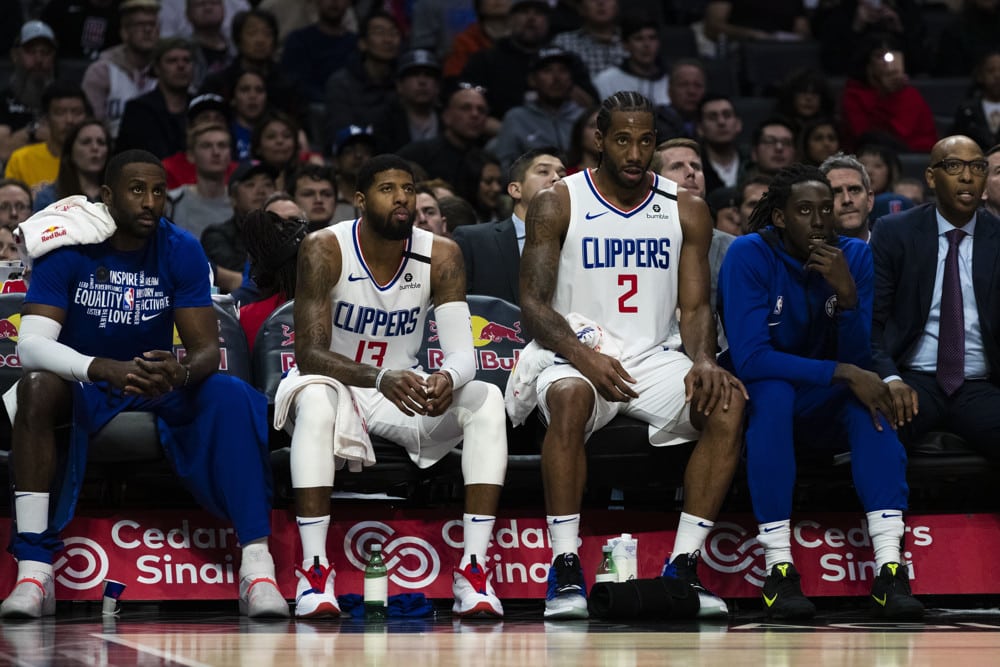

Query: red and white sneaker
left=1, top=571, right=55, bottom=618
left=295, top=560, right=340, bottom=618
left=238, top=575, right=290, bottom=618
left=452, top=557, right=503, bottom=618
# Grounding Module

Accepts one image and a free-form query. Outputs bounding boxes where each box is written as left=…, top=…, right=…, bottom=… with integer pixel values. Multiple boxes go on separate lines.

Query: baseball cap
left=706, top=186, right=738, bottom=217
left=510, top=0, right=551, bottom=12
left=16, top=20, right=56, bottom=47
left=529, top=47, right=576, bottom=72
left=334, top=125, right=375, bottom=155
left=187, top=93, right=229, bottom=123
left=120, top=0, right=161, bottom=13
left=228, top=160, right=278, bottom=191
left=397, top=49, right=442, bottom=78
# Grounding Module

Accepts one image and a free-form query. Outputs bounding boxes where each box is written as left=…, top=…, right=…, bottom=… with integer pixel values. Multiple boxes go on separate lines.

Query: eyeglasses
left=456, top=82, right=487, bottom=95
left=759, top=136, right=793, bottom=148
left=931, top=158, right=989, bottom=177
left=0, top=202, right=29, bottom=215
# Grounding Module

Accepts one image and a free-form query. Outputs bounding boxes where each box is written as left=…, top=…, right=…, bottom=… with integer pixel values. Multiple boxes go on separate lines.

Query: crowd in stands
left=2, top=0, right=1000, bottom=622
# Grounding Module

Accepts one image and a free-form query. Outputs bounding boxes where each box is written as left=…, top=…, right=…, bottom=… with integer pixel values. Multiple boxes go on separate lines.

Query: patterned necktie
left=937, top=228, right=967, bottom=396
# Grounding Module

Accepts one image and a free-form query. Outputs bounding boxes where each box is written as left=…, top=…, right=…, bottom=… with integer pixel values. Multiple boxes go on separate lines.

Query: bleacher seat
left=659, top=26, right=698, bottom=64
left=898, top=152, right=930, bottom=183
left=909, top=77, right=971, bottom=119
left=732, top=96, right=775, bottom=148
left=740, top=40, right=821, bottom=96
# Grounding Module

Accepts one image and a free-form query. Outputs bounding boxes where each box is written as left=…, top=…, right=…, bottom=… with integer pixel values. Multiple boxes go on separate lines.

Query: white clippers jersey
left=329, top=219, right=434, bottom=370
left=554, top=169, right=682, bottom=360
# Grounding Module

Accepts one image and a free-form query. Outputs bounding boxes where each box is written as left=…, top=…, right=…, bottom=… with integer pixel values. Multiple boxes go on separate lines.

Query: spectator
left=5, top=82, right=88, bottom=194
left=857, top=143, right=901, bottom=195
left=720, top=162, right=922, bottom=622
left=706, top=186, right=743, bottom=237
left=871, top=136, right=1000, bottom=464
left=168, top=122, right=234, bottom=239
left=773, top=68, right=837, bottom=134
left=251, top=111, right=301, bottom=191
left=453, top=146, right=565, bottom=305
left=116, top=37, right=195, bottom=158
left=410, top=0, right=477, bottom=59
left=565, top=106, right=599, bottom=173
left=552, top=0, right=627, bottom=79
left=414, top=184, right=448, bottom=236
left=240, top=206, right=306, bottom=350
left=592, top=14, right=669, bottom=108
left=33, top=118, right=109, bottom=212
left=813, top=0, right=927, bottom=77
left=748, top=117, right=796, bottom=177
left=983, top=144, right=1000, bottom=217
left=162, top=93, right=235, bottom=189
left=201, top=159, right=276, bottom=292
left=289, top=163, right=337, bottom=231
left=799, top=117, right=841, bottom=167
left=179, top=0, right=240, bottom=90
left=951, top=49, right=1000, bottom=153
left=442, top=0, right=511, bottom=79
left=820, top=151, right=874, bottom=242
left=491, top=47, right=584, bottom=170
left=840, top=34, right=937, bottom=153
left=228, top=69, right=267, bottom=161
left=462, top=0, right=597, bottom=134
left=654, top=59, right=707, bottom=140
left=0, top=226, right=19, bottom=262
left=0, top=149, right=288, bottom=621
left=704, top=0, right=810, bottom=45
left=399, top=84, right=490, bottom=190
left=0, top=178, right=32, bottom=229
left=322, top=10, right=401, bottom=147
left=460, top=151, right=504, bottom=223
left=281, top=0, right=357, bottom=105
left=438, top=194, right=479, bottom=233
left=199, top=9, right=299, bottom=120
left=893, top=176, right=925, bottom=205
left=41, top=0, right=121, bottom=61
left=697, top=93, right=746, bottom=194
left=81, top=0, right=160, bottom=140
left=737, top=174, right=772, bottom=230
left=0, top=21, right=57, bottom=166
left=373, top=50, right=443, bottom=155
left=331, top=125, right=375, bottom=223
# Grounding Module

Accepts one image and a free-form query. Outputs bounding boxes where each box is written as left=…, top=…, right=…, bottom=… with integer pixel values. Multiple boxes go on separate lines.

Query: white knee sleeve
left=289, top=384, right=337, bottom=489
left=450, top=381, right=507, bottom=486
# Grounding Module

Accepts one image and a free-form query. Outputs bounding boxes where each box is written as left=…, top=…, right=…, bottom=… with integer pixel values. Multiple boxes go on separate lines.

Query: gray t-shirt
left=168, top=185, right=234, bottom=240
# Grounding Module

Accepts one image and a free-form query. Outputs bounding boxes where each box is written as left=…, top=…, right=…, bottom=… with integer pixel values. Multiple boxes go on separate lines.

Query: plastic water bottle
left=594, top=545, right=618, bottom=583
left=364, top=544, right=388, bottom=619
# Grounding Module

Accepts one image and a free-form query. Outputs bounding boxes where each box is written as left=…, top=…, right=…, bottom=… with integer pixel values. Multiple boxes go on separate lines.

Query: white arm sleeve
left=432, top=301, right=476, bottom=389
left=17, top=314, right=94, bottom=382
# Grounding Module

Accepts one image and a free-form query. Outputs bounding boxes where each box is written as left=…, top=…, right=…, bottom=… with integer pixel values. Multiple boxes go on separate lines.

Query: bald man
left=871, top=135, right=1000, bottom=461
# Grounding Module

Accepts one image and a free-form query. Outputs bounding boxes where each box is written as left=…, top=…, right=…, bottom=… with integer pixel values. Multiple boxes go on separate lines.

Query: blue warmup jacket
left=718, top=228, right=874, bottom=385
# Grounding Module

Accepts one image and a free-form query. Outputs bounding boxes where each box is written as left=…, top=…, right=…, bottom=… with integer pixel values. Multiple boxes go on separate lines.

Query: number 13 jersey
left=554, top=169, right=682, bottom=361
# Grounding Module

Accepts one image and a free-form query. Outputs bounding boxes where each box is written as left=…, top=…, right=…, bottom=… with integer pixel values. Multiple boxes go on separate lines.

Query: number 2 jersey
left=328, top=219, right=434, bottom=369
left=554, top=169, right=682, bottom=361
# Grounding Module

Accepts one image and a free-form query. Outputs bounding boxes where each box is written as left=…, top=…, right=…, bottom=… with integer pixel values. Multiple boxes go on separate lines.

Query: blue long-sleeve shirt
left=718, top=228, right=874, bottom=386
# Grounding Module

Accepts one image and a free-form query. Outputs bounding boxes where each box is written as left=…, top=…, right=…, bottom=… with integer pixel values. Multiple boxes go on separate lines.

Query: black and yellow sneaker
left=761, top=562, right=816, bottom=620
left=870, top=562, right=924, bottom=620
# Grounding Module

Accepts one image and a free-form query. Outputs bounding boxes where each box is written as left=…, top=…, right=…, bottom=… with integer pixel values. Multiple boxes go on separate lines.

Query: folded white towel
left=504, top=313, right=623, bottom=426
left=14, top=196, right=117, bottom=266
left=273, top=367, right=376, bottom=472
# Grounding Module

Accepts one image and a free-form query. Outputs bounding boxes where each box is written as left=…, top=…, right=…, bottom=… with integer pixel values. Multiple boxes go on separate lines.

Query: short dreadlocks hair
left=745, top=163, right=831, bottom=234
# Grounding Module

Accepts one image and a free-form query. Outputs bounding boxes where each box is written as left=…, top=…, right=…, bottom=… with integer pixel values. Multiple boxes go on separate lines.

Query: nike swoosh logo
left=697, top=522, right=713, bottom=528
left=768, top=322, right=780, bottom=327
left=585, top=211, right=608, bottom=220
left=297, top=519, right=326, bottom=526
left=140, top=312, right=163, bottom=322
left=550, top=518, right=577, bottom=525
left=14, top=493, right=33, bottom=499
left=470, top=517, right=494, bottom=523
left=872, top=593, right=887, bottom=606
left=880, top=513, right=901, bottom=519
left=763, top=592, right=778, bottom=607
left=762, top=526, right=781, bottom=533
left=347, top=274, right=370, bottom=282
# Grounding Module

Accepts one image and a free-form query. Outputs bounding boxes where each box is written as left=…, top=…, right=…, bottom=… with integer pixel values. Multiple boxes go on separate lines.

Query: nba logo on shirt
left=123, top=287, right=135, bottom=310
left=774, top=296, right=783, bottom=315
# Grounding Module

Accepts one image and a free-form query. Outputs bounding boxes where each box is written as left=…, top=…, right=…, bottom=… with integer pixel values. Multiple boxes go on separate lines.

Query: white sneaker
left=294, top=561, right=340, bottom=618
left=0, top=572, right=55, bottom=618
left=452, top=560, right=503, bottom=618
left=238, top=575, right=290, bottom=618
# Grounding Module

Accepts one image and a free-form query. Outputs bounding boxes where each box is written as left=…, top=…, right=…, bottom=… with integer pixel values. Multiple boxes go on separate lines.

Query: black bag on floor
left=588, top=577, right=699, bottom=619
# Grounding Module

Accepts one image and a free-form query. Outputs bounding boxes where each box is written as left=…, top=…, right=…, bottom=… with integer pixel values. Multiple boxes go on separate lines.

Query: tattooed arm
left=293, top=229, right=433, bottom=415
left=520, top=182, right=638, bottom=402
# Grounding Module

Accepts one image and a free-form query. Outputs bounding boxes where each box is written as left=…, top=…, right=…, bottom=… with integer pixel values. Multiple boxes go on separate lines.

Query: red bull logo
left=478, top=320, right=524, bottom=344
left=0, top=314, right=20, bottom=342
left=40, top=225, right=67, bottom=243
left=280, top=324, right=295, bottom=347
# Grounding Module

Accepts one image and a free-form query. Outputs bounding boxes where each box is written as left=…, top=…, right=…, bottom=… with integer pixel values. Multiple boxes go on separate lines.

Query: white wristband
left=375, top=367, right=390, bottom=392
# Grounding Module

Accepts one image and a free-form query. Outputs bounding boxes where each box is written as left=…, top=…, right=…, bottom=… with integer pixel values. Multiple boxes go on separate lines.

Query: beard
left=11, top=69, right=53, bottom=111
left=369, top=207, right=414, bottom=241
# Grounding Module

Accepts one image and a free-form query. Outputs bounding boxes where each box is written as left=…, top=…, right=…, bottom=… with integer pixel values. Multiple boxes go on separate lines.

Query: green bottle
left=595, top=545, right=618, bottom=583
left=364, top=543, right=388, bottom=619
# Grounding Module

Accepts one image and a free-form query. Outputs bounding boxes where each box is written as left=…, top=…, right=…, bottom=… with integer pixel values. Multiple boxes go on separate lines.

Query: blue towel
left=337, top=593, right=435, bottom=618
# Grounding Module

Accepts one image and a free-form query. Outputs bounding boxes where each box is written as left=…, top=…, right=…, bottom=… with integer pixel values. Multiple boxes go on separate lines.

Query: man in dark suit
left=452, top=147, right=565, bottom=305
left=871, top=135, right=1000, bottom=460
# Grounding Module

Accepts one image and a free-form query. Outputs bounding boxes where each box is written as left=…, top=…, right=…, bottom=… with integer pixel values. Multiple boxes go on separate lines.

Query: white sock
left=547, top=514, right=580, bottom=560
left=296, top=515, right=331, bottom=569
left=14, top=492, right=49, bottom=535
left=240, top=538, right=274, bottom=579
left=671, top=512, right=712, bottom=559
left=757, top=520, right=793, bottom=572
left=866, top=510, right=905, bottom=568
left=16, top=559, right=53, bottom=579
left=461, top=514, right=494, bottom=569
